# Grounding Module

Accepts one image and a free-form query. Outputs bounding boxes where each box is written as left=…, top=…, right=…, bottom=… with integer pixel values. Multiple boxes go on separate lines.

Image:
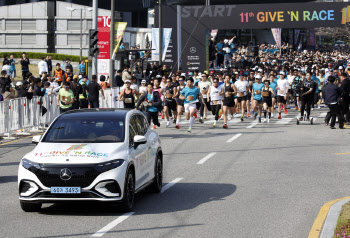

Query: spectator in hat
left=139, top=79, right=147, bottom=94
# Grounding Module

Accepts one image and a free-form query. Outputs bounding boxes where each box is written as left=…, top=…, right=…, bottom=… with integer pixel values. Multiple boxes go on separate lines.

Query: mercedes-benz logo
left=60, top=168, right=72, bottom=181
left=190, top=47, right=196, bottom=54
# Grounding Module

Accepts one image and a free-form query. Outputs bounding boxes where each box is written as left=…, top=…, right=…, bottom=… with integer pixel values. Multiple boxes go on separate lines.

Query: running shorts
left=277, top=95, right=286, bottom=104
left=184, top=102, right=197, bottom=113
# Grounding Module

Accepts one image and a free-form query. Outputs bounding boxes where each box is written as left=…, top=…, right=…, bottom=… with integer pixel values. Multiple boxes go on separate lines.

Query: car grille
left=34, top=166, right=101, bottom=188
left=33, top=191, right=102, bottom=199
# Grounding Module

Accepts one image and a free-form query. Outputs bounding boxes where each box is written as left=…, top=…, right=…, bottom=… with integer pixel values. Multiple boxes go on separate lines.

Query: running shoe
left=152, top=125, right=157, bottom=129
left=306, top=118, right=310, bottom=121
left=267, top=118, right=270, bottom=123
left=161, top=114, right=165, bottom=119
left=219, top=110, right=222, bottom=118
left=284, top=109, right=288, bottom=114
left=281, top=105, right=284, bottom=109
left=236, top=108, right=239, bottom=113
left=295, top=106, right=299, bottom=110
left=230, top=115, right=234, bottom=120
left=254, top=113, right=257, bottom=119
left=213, top=122, right=217, bottom=127
left=298, top=108, right=301, bottom=112
left=173, top=119, right=176, bottom=123
left=278, top=114, right=282, bottom=119
left=188, top=127, right=192, bottom=133
left=194, top=111, right=197, bottom=119
left=166, top=121, right=171, bottom=127
left=259, top=117, right=261, bottom=123
left=299, top=117, right=303, bottom=121
left=247, top=112, right=250, bottom=118
left=241, top=116, right=244, bottom=122
left=175, top=124, right=180, bottom=129
left=204, top=114, right=207, bottom=119
left=311, top=108, right=314, bottom=111
left=263, top=118, right=266, bottom=123
left=271, top=113, right=274, bottom=118
left=199, top=118, right=204, bottom=124
left=223, top=124, right=228, bottom=129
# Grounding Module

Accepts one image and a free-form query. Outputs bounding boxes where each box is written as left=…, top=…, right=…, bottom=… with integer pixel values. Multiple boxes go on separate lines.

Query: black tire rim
left=156, top=159, right=162, bottom=189
left=127, top=173, right=134, bottom=207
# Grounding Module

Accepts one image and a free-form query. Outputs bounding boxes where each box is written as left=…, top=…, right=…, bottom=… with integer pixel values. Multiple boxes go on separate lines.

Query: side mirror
left=134, top=135, right=147, bottom=149
left=32, top=135, right=42, bottom=145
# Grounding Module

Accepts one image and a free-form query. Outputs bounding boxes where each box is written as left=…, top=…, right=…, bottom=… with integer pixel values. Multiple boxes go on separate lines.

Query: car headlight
left=95, top=159, right=125, bottom=173
left=21, top=159, right=42, bottom=173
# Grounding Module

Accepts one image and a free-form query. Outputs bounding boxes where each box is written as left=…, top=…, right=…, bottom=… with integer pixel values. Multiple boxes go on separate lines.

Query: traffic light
left=89, top=29, right=99, bottom=57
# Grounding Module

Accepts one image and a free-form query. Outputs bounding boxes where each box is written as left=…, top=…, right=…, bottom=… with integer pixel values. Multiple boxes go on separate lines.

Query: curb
left=320, top=198, right=350, bottom=238
left=308, top=196, right=350, bottom=238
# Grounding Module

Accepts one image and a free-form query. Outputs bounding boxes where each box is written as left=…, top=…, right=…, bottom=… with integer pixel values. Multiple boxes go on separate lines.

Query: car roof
left=59, top=108, right=133, bottom=120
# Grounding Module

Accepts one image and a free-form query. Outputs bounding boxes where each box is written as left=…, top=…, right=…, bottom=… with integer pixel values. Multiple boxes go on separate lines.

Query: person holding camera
left=136, top=83, right=162, bottom=129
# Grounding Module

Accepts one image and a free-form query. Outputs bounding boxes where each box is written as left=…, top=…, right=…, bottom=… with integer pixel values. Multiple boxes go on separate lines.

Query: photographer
left=136, top=83, right=162, bottom=127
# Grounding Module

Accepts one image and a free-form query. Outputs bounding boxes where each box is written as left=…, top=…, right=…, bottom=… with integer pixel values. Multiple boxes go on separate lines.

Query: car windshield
left=42, top=118, right=125, bottom=143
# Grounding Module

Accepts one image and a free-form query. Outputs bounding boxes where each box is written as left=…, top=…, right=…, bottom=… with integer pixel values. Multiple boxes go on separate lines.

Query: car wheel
left=20, top=201, right=42, bottom=212
left=150, top=155, right=162, bottom=193
left=120, top=169, right=135, bottom=212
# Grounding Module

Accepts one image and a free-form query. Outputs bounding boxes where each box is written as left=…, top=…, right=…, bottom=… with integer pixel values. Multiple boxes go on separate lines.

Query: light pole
left=110, top=0, right=115, bottom=88
left=159, top=0, right=162, bottom=66
left=92, top=0, right=98, bottom=75
left=66, top=7, right=83, bottom=61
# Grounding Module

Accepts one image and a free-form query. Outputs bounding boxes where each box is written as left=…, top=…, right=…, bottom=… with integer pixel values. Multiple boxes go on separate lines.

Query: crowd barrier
left=0, top=87, right=123, bottom=138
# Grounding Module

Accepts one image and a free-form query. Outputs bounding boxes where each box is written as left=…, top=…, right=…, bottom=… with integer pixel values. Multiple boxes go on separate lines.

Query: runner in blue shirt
left=180, top=77, right=201, bottom=133
left=252, top=75, right=264, bottom=122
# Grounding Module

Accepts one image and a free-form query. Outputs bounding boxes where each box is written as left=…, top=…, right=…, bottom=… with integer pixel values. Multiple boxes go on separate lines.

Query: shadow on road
left=38, top=183, right=237, bottom=217
left=0, top=175, right=17, bottom=184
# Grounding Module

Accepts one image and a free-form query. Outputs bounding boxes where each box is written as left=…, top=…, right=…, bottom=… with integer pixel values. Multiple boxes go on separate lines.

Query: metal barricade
left=0, top=100, right=9, bottom=136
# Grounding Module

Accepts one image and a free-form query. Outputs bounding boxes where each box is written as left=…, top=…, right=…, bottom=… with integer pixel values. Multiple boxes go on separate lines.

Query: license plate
left=50, top=187, right=81, bottom=194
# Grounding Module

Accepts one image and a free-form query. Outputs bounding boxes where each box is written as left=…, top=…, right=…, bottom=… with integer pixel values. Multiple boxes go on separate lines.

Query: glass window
left=6, top=20, right=20, bottom=30
left=67, top=20, right=81, bottom=31
left=21, top=20, right=36, bottom=30
left=87, top=20, right=92, bottom=30
left=42, top=118, right=125, bottom=143
left=22, top=35, right=36, bottom=45
left=5, top=34, right=20, bottom=45
left=67, top=34, right=80, bottom=45
left=129, top=125, right=135, bottom=147
left=140, top=115, right=149, bottom=133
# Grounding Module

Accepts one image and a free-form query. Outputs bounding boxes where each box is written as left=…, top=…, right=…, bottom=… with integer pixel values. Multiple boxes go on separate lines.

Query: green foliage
left=0, top=52, right=88, bottom=62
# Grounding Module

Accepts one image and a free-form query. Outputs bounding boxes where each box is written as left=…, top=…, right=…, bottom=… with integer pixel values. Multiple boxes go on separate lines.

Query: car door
left=128, top=115, right=148, bottom=189
left=136, top=114, right=155, bottom=183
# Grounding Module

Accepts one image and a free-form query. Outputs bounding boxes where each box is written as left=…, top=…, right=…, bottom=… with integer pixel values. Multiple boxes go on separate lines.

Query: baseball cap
left=279, top=71, right=285, bottom=75
left=16, top=81, right=22, bottom=86
left=125, top=79, right=131, bottom=83
left=258, top=69, right=263, bottom=72
left=339, top=66, right=343, bottom=69
left=141, top=79, right=146, bottom=84
left=78, top=75, right=83, bottom=79
left=156, top=75, right=161, bottom=78
left=255, top=75, right=262, bottom=79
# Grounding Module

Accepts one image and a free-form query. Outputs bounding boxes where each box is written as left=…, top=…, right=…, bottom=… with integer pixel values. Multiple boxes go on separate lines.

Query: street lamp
left=66, top=7, right=93, bottom=61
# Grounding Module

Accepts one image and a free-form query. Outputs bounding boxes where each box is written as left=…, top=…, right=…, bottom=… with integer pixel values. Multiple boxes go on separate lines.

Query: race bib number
left=125, top=98, right=132, bottom=103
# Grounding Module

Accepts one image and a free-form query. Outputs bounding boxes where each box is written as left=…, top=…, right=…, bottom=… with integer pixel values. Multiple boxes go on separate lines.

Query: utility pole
left=109, top=0, right=115, bottom=88
left=159, top=0, right=162, bottom=66
left=80, top=8, right=82, bottom=61
left=92, top=0, right=98, bottom=75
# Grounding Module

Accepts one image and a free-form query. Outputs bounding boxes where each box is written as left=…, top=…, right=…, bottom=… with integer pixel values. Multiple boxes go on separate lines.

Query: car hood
left=25, top=142, right=126, bottom=164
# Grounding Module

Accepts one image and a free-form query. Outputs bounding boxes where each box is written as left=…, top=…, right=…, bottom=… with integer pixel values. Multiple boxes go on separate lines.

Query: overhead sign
left=97, top=16, right=111, bottom=60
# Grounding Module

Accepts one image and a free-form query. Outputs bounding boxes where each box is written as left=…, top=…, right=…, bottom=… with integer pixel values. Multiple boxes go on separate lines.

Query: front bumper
left=18, top=162, right=127, bottom=203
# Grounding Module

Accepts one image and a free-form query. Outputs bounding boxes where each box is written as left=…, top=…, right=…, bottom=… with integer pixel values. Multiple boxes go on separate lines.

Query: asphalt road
left=0, top=108, right=349, bottom=238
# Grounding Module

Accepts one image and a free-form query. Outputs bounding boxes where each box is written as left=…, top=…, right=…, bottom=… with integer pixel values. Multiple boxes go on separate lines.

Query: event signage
left=158, top=2, right=350, bottom=73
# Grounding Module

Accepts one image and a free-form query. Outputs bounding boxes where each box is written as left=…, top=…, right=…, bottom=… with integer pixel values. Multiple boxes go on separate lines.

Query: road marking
left=318, top=112, right=327, bottom=118
left=161, top=178, right=183, bottom=193
left=247, top=123, right=258, bottom=128
left=275, top=117, right=294, bottom=124
left=227, top=133, right=242, bottom=143
left=197, top=152, right=216, bottom=165
left=335, top=152, right=350, bottom=155
left=91, top=212, right=135, bottom=237
left=0, top=133, right=43, bottom=147
left=308, top=196, right=350, bottom=238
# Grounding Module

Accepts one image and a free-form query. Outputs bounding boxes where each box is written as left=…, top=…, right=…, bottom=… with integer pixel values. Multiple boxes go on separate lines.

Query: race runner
left=252, top=75, right=264, bottom=123
left=164, top=78, right=178, bottom=127
left=222, top=74, right=236, bottom=128
left=276, top=72, right=288, bottom=119
left=234, top=73, right=249, bottom=121
left=207, top=78, right=222, bottom=127
left=175, top=76, right=186, bottom=129
left=262, top=80, right=275, bottom=123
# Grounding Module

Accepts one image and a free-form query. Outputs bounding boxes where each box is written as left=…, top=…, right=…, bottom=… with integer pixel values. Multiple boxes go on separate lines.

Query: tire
left=20, top=201, right=42, bottom=212
left=150, top=155, right=163, bottom=193
left=120, top=169, right=135, bottom=212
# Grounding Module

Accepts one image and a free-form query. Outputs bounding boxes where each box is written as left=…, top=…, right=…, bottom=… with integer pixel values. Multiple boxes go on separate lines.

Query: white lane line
left=275, top=117, right=294, bottom=124
left=318, top=112, right=327, bottom=118
left=227, top=133, right=242, bottom=143
left=247, top=123, right=258, bottom=128
left=161, top=178, right=183, bottom=193
left=91, top=212, right=135, bottom=237
left=197, top=152, right=216, bottom=165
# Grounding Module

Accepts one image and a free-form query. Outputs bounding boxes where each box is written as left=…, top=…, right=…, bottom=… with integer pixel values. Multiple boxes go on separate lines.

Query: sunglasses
left=179, top=80, right=183, bottom=82
left=64, top=86, right=69, bottom=89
